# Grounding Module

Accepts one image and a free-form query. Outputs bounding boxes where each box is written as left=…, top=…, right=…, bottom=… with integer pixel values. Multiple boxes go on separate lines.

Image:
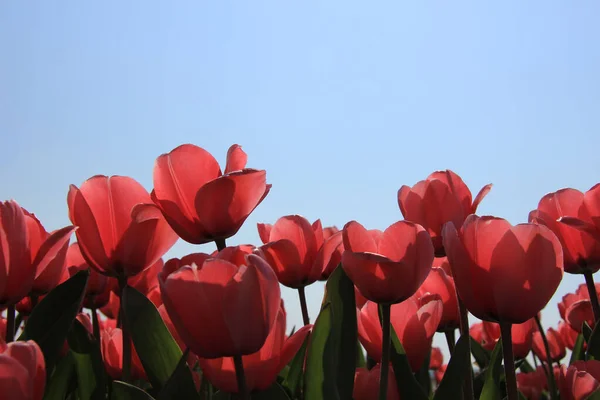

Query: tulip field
left=2, top=142, right=600, bottom=400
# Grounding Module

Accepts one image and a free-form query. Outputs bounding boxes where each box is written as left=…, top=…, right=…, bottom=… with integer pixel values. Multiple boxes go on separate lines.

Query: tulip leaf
left=434, top=334, right=470, bottom=400
left=67, top=319, right=107, bottom=400
left=356, top=340, right=366, bottom=368
left=588, top=387, right=600, bottom=400
left=587, top=323, right=600, bottom=361
left=470, top=336, right=491, bottom=369
left=569, top=333, right=586, bottom=364
left=389, top=325, right=428, bottom=400
left=43, top=351, right=76, bottom=400
left=281, top=331, right=311, bottom=397
left=304, top=303, right=340, bottom=400
left=19, top=269, right=89, bottom=375
left=517, top=359, right=534, bottom=373
left=479, top=338, right=503, bottom=400
left=156, top=349, right=201, bottom=400
left=583, top=321, right=593, bottom=343
left=416, top=349, right=431, bottom=396
left=122, top=285, right=197, bottom=396
left=112, top=381, right=156, bottom=400
left=323, top=265, right=357, bottom=399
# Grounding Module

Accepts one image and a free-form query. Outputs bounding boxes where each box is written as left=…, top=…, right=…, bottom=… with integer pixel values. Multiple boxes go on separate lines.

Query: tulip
left=258, top=216, right=343, bottom=325
left=470, top=322, right=495, bottom=351
left=342, top=220, right=434, bottom=305
left=558, top=321, right=581, bottom=351
left=397, top=170, right=492, bottom=256
left=66, top=243, right=111, bottom=309
left=559, top=361, right=600, bottom=400
left=517, top=367, right=548, bottom=400
left=152, top=144, right=271, bottom=248
left=418, top=267, right=459, bottom=337
left=158, top=305, right=199, bottom=367
left=435, top=364, right=447, bottom=385
left=532, top=327, right=565, bottom=363
left=430, top=347, right=443, bottom=370
left=353, top=364, right=400, bottom=400
left=198, top=305, right=312, bottom=394
left=357, top=295, right=442, bottom=372
left=0, top=340, right=45, bottom=400
left=100, top=327, right=146, bottom=381
left=470, top=320, right=535, bottom=359
left=163, top=252, right=212, bottom=277
left=558, top=283, right=599, bottom=332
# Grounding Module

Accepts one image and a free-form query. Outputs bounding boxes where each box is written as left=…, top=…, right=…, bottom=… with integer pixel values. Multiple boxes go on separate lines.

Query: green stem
left=298, top=286, right=310, bottom=326
left=535, top=316, right=558, bottom=400
left=379, top=304, right=391, bottom=400
left=14, top=312, right=23, bottom=336
left=215, top=238, right=227, bottom=252
left=118, top=277, right=131, bottom=382
left=445, top=329, right=456, bottom=354
left=500, top=322, right=518, bottom=400
left=584, top=271, right=600, bottom=323
left=5, top=305, right=15, bottom=343
left=92, top=308, right=100, bottom=342
left=458, top=298, right=474, bottom=400
left=233, top=355, right=250, bottom=400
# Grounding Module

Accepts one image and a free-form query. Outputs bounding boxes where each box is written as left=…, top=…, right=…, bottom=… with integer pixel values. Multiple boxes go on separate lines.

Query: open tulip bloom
left=6, top=143, right=600, bottom=400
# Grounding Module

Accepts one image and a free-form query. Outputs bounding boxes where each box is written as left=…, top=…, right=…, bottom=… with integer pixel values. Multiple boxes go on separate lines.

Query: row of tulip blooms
left=1, top=143, right=600, bottom=400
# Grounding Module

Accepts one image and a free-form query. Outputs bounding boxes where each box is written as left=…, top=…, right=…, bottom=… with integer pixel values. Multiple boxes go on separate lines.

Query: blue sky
left=1, top=1, right=599, bottom=359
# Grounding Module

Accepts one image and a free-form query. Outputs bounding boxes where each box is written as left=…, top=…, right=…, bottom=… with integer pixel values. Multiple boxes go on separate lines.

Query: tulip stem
left=92, top=308, right=100, bottom=342
left=379, top=303, right=391, bottom=400
left=30, top=295, right=39, bottom=309
left=457, top=298, right=474, bottom=400
left=298, top=286, right=310, bottom=326
left=118, top=277, right=131, bottom=382
left=583, top=271, right=600, bottom=323
left=499, top=322, right=518, bottom=400
left=233, top=355, right=250, bottom=400
left=5, top=305, right=15, bottom=343
left=534, top=316, right=558, bottom=400
left=215, top=238, right=227, bottom=252
left=444, top=329, right=456, bottom=354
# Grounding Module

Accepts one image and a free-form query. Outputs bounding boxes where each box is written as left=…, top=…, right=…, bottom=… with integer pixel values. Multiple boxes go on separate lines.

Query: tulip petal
left=31, top=225, right=76, bottom=294
left=257, top=223, right=272, bottom=244
left=258, top=239, right=306, bottom=288
left=224, top=144, right=248, bottom=174
left=342, top=221, right=378, bottom=254
left=560, top=217, right=600, bottom=242
left=472, top=184, right=493, bottom=213
left=0, top=201, right=30, bottom=304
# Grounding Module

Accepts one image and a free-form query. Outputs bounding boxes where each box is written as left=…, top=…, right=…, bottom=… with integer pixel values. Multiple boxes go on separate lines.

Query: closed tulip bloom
left=532, top=327, right=566, bottom=362
left=358, top=296, right=442, bottom=371
left=160, top=252, right=281, bottom=358
left=100, top=291, right=120, bottom=320
left=530, top=188, right=600, bottom=274
left=443, top=215, right=564, bottom=324
left=158, top=305, right=198, bottom=367
left=257, top=216, right=342, bottom=288
left=430, top=347, right=443, bottom=370
left=558, top=284, right=598, bottom=332
left=470, top=322, right=495, bottom=351
left=558, top=321, right=581, bottom=350
left=152, top=144, right=271, bottom=245
left=418, top=267, right=459, bottom=331
left=100, top=327, right=146, bottom=380
left=66, top=243, right=111, bottom=309
left=342, top=220, right=434, bottom=304
left=0, top=340, right=45, bottom=400
left=22, top=210, right=76, bottom=295
left=559, top=184, right=600, bottom=243
left=163, top=252, right=212, bottom=277
left=559, top=361, right=600, bottom=400
left=68, top=175, right=178, bottom=278
left=398, top=170, right=492, bottom=256
left=353, top=364, right=400, bottom=400
left=127, top=258, right=163, bottom=296
left=198, top=305, right=312, bottom=393
left=517, top=367, right=548, bottom=400
left=472, top=320, right=535, bottom=359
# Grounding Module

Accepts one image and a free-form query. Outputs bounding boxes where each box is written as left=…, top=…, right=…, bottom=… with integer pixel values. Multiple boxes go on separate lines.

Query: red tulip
left=353, top=364, right=400, bottom=400
left=0, top=317, right=5, bottom=338
left=430, top=347, right=443, bottom=370
left=128, top=258, right=163, bottom=296
left=443, top=215, right=564, bottom=324
left=470, top=322, right=496, bottom=351
left=198, top=305, right=312, bottom=393
left=257, top=216, right=343, bottom=288
left=398, top=170, right=492, bottom=256
left=418, top=267, right=459, bottom=331
left=355, top=286, right=368, bottom=309
left=559, top=283, right=599, bottom=332
left=530, top=188, right=600, bottom=274
left=100, top=327, right=146, bottom=380
left=0, top=340, right=45, bottom=400
left=158, top=305, right=198, bottom=367
left=358, top=295, right=442, bottom=372
left=433, top=257, right=453, bottom=276
left=100, top=291, right=120, bottom=320
left=160, top=250, right=281, bottom=358
left=68, top=175, right=178, bottom=278
left=66, top=243, right=111, bottom=309
left=163, top=252, right=211, bottom=277
left=559, top=361, right=600, bottom=400
left=470, top=320, right=536, bottom=359
left=558, top=321, right=581, bottom=350
left=0, top=201, right=44, bottom=306
left=558, top=184, right=600, bottom=244
left=532, top=327, right=566, bottom=362
left=517, top=367, right=548, bottom=400
left=151, top=144, right=271, bottom=245
left=22, top=210, right=75, bottom=295
left=342, top=220, right=434, bottom=304
left=435, top=364, right=447, bottom=385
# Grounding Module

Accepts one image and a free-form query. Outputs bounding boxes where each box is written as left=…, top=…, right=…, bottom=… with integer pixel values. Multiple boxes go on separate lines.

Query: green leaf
left=517, top=359, right=533, bottom=373
left=43, top=352, right=76, bottom=400
left=588, top=387, right=600, bottom=400
left=323, top=265, right=357, bottom=399
left=470, top=336, right=491, bottom=369
left=416, top=348, right=431, bottom=396
left=479, top=338, right=503, bottom=400
left=112, top=381, right=156, bottom=400
left=570, top=333, right=586, bottom=364
left=389, top=325, right=428, bottom=400
left=281, top=331, right=310, bottom=397
left=122, top=285, right=197, bottom=396
left=252, top=383, right=292, bottom=400
left=303, top=303, right=339, bottom=400
left=156, top=349, right=201, bottom=400
left=67, top=319, right=107, bottom=400
left=583, top=321, right=593, bottom=343
left=356, top=340, right=366, bottom=368
left=587, top=323, right=600, bottom=361
left=20, top=270, right=89, bottom=374
left=434, top=335, right=470, bottom=400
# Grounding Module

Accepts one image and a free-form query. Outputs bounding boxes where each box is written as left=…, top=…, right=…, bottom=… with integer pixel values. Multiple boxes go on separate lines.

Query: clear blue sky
left=2, top=1, right=599, bottom=359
